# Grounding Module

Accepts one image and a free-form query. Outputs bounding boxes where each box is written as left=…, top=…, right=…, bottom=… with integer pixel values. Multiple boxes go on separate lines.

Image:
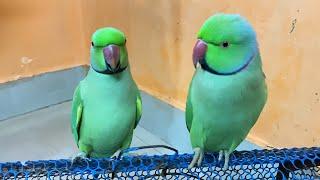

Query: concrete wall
left=0, top=1, right=87, bottom=83
left=0, top=1, right=319, bottom=148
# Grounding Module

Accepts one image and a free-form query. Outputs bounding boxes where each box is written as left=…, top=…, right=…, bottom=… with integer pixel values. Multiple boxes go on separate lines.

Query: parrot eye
left=221, top=41, right=229, bottom=48
left=91, top=42, right=95, bottom=47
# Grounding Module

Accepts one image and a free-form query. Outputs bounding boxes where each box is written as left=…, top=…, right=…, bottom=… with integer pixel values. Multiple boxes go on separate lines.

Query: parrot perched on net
left=186, top=13, right=267, bottom=170
left=71, top=27, right=142, bottom=159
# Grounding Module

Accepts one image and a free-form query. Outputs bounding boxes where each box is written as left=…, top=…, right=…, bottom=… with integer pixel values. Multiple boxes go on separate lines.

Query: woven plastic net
left=1, top=145, right=319, bottom=179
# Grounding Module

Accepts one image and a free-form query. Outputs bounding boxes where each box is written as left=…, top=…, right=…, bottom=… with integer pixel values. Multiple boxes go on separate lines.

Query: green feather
left=187, top=55, right=267, bottom=151
left=185, top=81, right=194, bottom=132
left=74, top=68, right=140, bottom=157
left=71, top=27, right=141, bottom=158
left=186, top=13, right=268, bottom=154
left=71, top=85, right=83, bottom=146
left=90, top=27, right=128, bottom=72
left=198, top=13, right=257, bottom=74
left=135, top=93, right=142, bottom=128
left=92, top=27, right=126, bottom=47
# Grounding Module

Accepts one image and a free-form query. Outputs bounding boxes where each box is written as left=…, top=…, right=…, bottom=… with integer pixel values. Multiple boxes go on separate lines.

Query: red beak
left=103, top=45, right=120, bottom=70
left=192, top=39, right=207, bottom=68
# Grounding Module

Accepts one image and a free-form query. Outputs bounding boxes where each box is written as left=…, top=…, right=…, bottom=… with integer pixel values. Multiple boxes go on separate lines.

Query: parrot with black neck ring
left=71, top=27, right=142, bottom=160
left=186, top=14, right=267, bottom=170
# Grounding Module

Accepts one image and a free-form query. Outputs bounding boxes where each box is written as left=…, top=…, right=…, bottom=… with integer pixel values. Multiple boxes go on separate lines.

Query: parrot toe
left=197, top=149, right=204, bottom=167
left=188, top=147, right=202, bottom=169
left=223, top=151, right=230, bottom=170
left=112, top=150, right=121, bottom=158
left=216, top=150, right=230, bottom=170
left=218, top=150, right=223, bottom=161
left=71, top=152, right=90, bottom=165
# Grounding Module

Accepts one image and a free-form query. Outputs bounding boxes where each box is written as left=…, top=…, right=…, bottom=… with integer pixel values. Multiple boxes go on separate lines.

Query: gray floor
left=0, top=101, right=171, bottom=163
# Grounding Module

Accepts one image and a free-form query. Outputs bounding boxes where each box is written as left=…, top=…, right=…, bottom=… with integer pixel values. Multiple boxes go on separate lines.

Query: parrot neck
left=203, top=47, right=262, bottom=76
left=201, top=50, right=258, bottom=76
left=88, top=65, right=131, bottom=80
left=92, top=65, right=127, bottom=75
left=198, top=51, right=263, bottom=78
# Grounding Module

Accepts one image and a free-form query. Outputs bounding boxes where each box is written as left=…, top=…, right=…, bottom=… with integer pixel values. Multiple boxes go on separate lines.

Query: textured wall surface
left=125, top=0, right=320, bottom=148
left=0, top=0, right=319, bottom=148
left=0, top=1, right=87, bottom=83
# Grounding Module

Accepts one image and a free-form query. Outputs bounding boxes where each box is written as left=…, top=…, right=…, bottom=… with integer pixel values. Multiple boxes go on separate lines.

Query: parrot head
left=90, top=27, right=128, bottom=74
left=193, top=13, right=258, bottom=75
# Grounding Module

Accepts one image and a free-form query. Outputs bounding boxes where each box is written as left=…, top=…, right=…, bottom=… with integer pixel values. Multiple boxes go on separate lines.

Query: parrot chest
left=78, top=71, right=138, bottom=151
left=190, top=69, right=267, bottom=151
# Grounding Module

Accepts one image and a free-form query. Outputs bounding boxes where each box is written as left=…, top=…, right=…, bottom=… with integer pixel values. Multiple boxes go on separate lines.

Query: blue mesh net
left=1, top=145, right=319, bottom=179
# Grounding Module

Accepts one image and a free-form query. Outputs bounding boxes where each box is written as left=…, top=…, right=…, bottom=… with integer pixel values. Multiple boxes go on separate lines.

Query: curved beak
left=103, top=44, right=120, bottom=71
left=192, top=39, right=207, bottom=68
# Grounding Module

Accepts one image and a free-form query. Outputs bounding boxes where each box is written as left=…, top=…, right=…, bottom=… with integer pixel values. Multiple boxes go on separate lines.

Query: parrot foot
left=188, top=147, right=204, bottom=169
left=223, top=151, right=230, bottom=170
left=219, top=150, right=230, bottom=170
left=71, top=152, right=90, bottom=165
left=218, top=150, right=223, bottom=161
left=112, top=150, right=121, bottom=158
left=216, top=150, right=230, bottom=170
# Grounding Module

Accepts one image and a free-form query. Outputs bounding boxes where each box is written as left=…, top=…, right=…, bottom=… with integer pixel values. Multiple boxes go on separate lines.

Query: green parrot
left=186, top=14, right=267, bottom=169
left=71, top=27, right=142, bottom=159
